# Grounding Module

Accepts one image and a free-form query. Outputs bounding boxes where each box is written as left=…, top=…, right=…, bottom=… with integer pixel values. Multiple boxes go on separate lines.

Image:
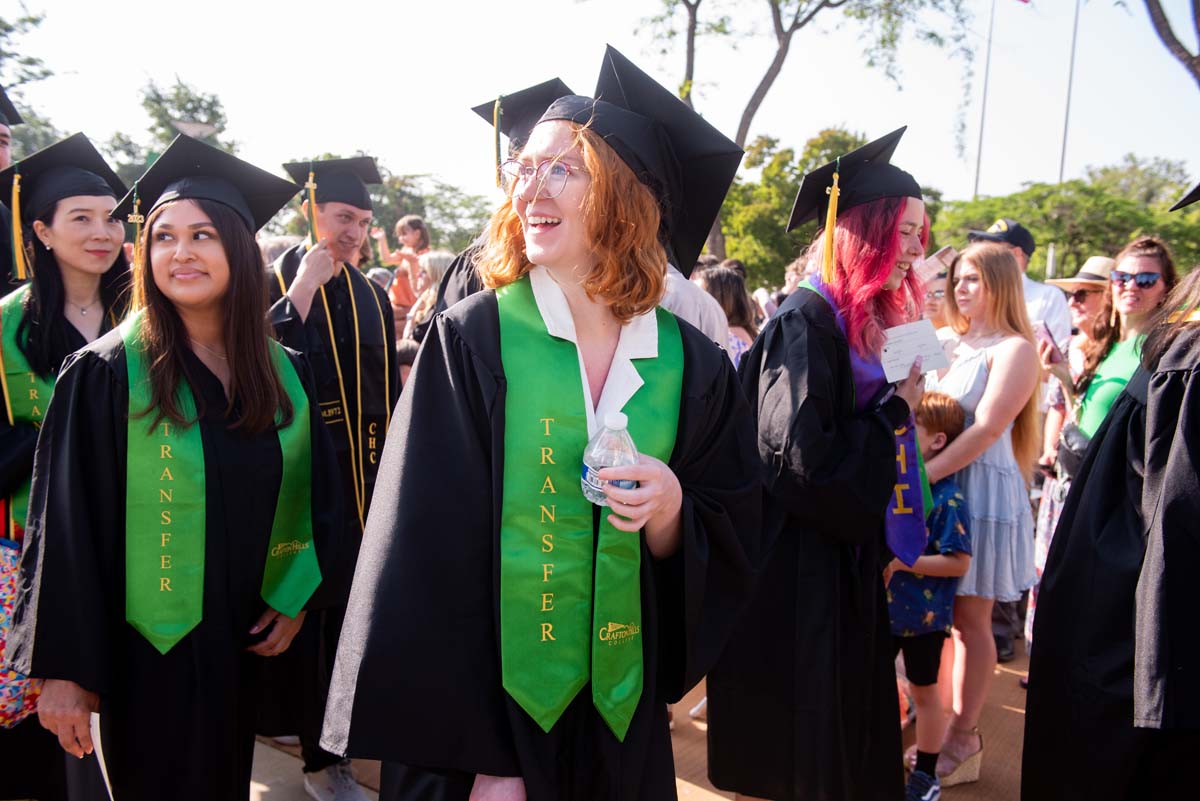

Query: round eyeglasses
left=498, top=159, right=588, bottom=200
left=1111, top=270, right=1162, bottom=290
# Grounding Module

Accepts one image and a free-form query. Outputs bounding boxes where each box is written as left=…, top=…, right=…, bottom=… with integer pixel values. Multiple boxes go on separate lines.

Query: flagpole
left=1057, top=0, right=1082, bottom=184
left=972, top=0, right=997, bottom=200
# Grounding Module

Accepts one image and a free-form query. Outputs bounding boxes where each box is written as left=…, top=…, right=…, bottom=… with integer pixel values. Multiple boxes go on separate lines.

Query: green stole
left=121, top=311, right=322, bottom=654
left=0, top=285, right=55, bottom=537
left=496, top=274, right=683, bottom=742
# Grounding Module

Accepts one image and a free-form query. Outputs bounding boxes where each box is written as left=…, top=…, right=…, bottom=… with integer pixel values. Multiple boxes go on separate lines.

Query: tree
left=104, top=78, right=234, bottom=188
left=721, top=127, right=870, bottom=286
left=0, top=12, right=62, bottom=157
left=1084, top=153, right=1190, bottom=208
left=1138, top=0, right=1200, bottom=93
left=643, top=0, right=974, bottom=258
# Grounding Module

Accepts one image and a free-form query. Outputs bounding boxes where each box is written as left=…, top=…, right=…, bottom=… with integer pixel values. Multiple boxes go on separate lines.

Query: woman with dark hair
left=0, top=132, right=127, bottom=801
left=707, top=128, right=930, bottom=801
left=1023, top=259, right=1200, bottom=801
left=694, top=265, right=758, bottom=367
left=8, top=134, right=344, bottom=801
left=321, top=47, right=759, bottom=801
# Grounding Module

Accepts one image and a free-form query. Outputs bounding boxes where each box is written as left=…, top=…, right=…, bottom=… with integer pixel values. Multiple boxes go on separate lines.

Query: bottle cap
left=604, top=411, right=628, bottom=430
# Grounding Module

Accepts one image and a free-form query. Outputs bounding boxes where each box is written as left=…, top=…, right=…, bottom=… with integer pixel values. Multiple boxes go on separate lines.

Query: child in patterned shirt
left=886, top=391, right=972, bottom=800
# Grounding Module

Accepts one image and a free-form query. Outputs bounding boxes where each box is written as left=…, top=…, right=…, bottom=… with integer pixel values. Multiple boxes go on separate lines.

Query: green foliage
left=1084, top=154, right=1189, bottom=207
left=722, top=127, right=868, bottom=288
left=0, top=11, right=62, bottom=158
left=933, top=180, right=1200, bottom=280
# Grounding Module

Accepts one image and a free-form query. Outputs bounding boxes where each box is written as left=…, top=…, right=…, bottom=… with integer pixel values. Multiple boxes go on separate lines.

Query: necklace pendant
left=80, top=307, right=88, bottom=316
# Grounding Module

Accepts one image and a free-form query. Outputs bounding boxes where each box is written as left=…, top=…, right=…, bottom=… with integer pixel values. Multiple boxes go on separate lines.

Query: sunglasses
left=1066, top=288, right=1103, bottom=303
left=1111, top=271, right=1162, bottom=290
left=925, top=289, right=945, bottom=300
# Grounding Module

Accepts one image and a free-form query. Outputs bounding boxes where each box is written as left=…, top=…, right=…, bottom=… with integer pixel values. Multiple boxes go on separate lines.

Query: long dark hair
left=698, top=266, right=759, bottom=339
left=1142, top=268, right=1200, bottom=370
left=15, top=202, right=131, bottom=378
left=1077, top=236, right=1178, bottom=395
left=132, top=198, right=292, bottom=434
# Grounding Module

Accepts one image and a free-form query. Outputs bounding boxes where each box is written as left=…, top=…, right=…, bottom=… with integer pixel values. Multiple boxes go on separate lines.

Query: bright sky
left=16, top=0, right=1200, bottom=209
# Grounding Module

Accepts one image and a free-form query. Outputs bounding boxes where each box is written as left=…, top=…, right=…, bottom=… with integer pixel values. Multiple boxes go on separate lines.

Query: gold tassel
left=304, top=168, right=322, bottom=248
left=10, top=171, right=29, bottom=281
left=493, top=97, right=503, bottom=188
left=821, top=165, right=841, bottom=285
left=127, top=190, right=145, bottom=278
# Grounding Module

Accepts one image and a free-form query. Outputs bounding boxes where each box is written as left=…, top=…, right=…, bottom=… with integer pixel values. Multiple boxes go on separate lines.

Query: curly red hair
left=476, top=123, right=666, bottom=323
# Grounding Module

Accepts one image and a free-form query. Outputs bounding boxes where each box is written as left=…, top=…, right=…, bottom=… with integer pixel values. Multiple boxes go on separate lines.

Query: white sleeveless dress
left=929, top=341, right=1036, bottom=601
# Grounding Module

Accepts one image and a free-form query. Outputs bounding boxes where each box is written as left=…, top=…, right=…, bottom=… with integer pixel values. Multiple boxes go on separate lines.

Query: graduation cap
left=1170, top=181, right=1200, bottom=212
left=538, top=45, right=743, bottom=276
left=786, top=126, right=921, bottom=284
left=282, top=156, right=381, bottom=212
left=0, top=132, right=125, bottom=281
left=113, top=134, right=299, bottom=232
left=0, top=84, right=23, bottom=128
left=472, top=78, right=574, bottom=177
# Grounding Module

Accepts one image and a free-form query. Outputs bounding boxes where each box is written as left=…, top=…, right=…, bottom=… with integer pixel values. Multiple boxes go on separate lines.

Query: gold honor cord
left=0, top=312, right=13, bottom=426
left=316, top=282, right=366, bottom=531
left=342, top=267, right=366, bottom=521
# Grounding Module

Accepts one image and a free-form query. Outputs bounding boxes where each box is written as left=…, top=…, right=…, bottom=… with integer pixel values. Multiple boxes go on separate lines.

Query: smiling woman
left=320, top=46, right=761, bottom=801
left=7, top=134, right=348, bottom=801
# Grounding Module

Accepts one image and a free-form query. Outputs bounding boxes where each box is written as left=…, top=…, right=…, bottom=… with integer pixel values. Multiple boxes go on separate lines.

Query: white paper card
left=881, top=319, right=949, bottom=382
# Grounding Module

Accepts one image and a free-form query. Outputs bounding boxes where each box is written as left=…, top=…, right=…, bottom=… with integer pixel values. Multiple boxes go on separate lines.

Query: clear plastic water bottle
left=580, top=412, right=640, bottom=506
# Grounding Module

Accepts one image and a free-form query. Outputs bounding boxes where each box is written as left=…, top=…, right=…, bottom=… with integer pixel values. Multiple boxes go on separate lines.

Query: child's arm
left=886, top=552, right=971, bottom=581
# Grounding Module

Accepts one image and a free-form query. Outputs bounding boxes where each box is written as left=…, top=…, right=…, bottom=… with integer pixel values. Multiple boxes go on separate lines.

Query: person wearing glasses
left=320, top=47, right=760, bottom=801
left=1024, top=256, right=1116, bottom=663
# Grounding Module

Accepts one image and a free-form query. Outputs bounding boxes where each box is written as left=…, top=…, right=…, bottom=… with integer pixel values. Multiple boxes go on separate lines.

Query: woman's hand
left=1037, top=339, right=1072, bottom=387
left=469, top=774, right=526, bottom=801
left=370, top=227, right=387, bottom=241
left=38, top=679, right=99, bottom=758
left=600, top=455, right=684, bottom=559
left=894, top=357, right=925, bottom=413
left=247, top=608, right=307, bottom=657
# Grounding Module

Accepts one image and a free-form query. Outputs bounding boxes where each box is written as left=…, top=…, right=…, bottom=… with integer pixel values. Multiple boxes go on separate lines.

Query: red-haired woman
left=320, top=48, right=760, bottom=801
left=707, top=130, right=929, bottom=801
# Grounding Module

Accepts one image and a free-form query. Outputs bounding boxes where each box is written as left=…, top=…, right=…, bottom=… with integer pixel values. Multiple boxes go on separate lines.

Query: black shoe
left=995, top=635, right=1015, bottom=663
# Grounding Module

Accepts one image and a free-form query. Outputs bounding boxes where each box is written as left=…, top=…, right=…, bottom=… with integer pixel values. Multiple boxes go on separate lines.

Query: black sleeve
left=653, top=328, right=764, bottom=702
left=291, top=351, right=348, bottom=612
left=749, top=308, right=903, bottom=543
left=266, top=259, right=311, bottom=353
left=9, top=349, right=126, bottom=696
left=320, top=301, right=520, bottom=776
left=372, top=280, right=400, bottom=409
left=0, top=414, right=38, bottom=501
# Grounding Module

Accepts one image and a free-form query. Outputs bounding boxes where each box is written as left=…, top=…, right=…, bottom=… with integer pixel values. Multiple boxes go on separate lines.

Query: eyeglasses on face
left=1111, top=270, right=1162, bottom=290
left=925, top=289, right=945, bottom=300
left=498, top=159, right=588, bottom=200
left=1066, top=288, right=1103, bottom=303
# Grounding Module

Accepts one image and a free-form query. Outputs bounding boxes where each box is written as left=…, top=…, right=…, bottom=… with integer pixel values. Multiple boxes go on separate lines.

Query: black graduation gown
left=7, top=331, right=344, bottom=801
left=430, top=236, right=486, bottom=319
left=0, top=204, right=19, bottom=293
left=319, top=289, right=763, bottom=801
left=261, top=246, right=399, bottom=740
left=1023, top=326, right=1200, bottom=801
left=0, top=314, right=112, bottom=799
left=706, top=288, right=908, bottom=801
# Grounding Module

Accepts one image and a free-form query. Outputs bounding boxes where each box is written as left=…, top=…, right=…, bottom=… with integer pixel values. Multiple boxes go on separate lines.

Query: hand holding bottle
left=601, top=456, right=683, bottom=559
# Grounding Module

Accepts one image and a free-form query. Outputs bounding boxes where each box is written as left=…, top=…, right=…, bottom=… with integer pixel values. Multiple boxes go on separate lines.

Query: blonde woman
left=403, top=249, right=455, bottom=341
left=919, top=242, right=1041, bottom=785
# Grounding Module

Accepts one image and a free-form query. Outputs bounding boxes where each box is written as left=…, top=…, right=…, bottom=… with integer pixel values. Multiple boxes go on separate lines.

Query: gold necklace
left=190, top=339, right=228, bottom=361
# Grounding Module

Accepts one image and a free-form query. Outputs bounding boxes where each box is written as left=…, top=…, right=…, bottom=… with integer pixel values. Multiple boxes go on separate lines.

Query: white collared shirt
left=528, top=265, right=659, bottom=436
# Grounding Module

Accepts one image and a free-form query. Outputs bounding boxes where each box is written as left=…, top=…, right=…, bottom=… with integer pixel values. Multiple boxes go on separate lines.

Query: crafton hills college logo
left=271, top=540, right=312, bottom=558
left=598, top=622, right=641, bottom=644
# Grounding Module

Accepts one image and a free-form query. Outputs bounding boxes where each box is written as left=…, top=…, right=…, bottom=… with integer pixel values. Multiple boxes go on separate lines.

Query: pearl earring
left=43, top=242, right=51, bottom=251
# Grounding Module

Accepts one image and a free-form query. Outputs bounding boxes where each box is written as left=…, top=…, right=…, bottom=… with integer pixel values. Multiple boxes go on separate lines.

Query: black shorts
left=893, top=631, right=949, bottom=687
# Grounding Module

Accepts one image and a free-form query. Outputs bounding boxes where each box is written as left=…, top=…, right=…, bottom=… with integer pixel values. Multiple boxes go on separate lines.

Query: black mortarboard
left=472, top=78, right=574, bottom=151
left=0, top=132, right=125, bottom=223
left=282, top=157, right=380, bottom=211
left=786, top=127, right=921, bottom=232
left=112, top=134, right=299, bottom=232
left=0, top=84, right=23, bottom=128
left=538, top=45, right=743, bottom=276
left=1170, top=181, right=1200, bottom=212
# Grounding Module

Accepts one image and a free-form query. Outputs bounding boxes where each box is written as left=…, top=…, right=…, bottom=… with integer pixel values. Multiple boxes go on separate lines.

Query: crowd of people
left=0, top=43, right=1195, bottom=801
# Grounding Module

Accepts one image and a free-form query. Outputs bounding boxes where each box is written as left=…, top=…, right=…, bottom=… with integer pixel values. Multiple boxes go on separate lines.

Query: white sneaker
left=303, top=759, right=372, bottom=801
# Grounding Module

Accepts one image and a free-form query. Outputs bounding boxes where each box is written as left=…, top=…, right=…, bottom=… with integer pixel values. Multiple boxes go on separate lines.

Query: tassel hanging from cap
left=10, top=169, right=29, bottom=281
left=820, top=158, right=841, bottom=286
left=493, top=97, right=503, bottom=188
left=127, top=186, right=145, bottom=276
left=304, top=165, right=322, bottom=248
